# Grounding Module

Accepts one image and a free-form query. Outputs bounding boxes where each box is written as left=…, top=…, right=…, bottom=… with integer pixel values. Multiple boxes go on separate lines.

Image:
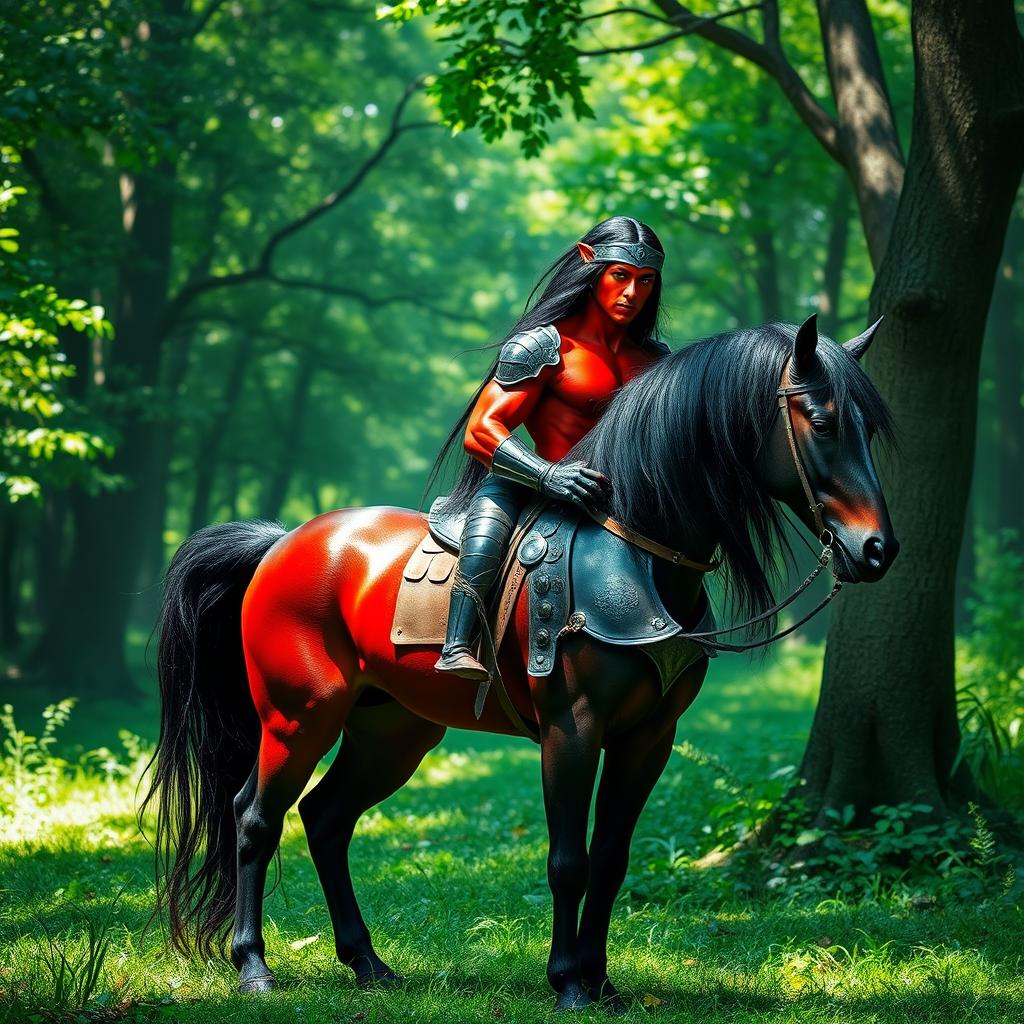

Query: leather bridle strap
left=777, top=359, right=830, bottom=543
left=587, top=509, right=720, bottom=573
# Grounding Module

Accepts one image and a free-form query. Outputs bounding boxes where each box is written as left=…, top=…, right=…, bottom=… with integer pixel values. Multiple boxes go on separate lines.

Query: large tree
left=394, top=0, right=1024, bottom=819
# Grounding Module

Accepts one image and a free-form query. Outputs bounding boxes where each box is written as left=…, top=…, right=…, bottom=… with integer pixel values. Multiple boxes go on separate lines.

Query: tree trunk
left=0, top=503, right=21, bottom=651
left=799, top=0, right=1024, bottom=820
left=991, top=215, right=1023, bottom=539
left=816, top=173, right=852, bottom=339
left=30, top=160, right=177, bottom=696
left=260, top=352, right=317, bottom=521
left=189, top=332, right=257, bottom=532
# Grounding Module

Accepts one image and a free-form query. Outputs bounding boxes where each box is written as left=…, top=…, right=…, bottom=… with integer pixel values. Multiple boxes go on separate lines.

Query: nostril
left=863, top=536, right=885, bottom=569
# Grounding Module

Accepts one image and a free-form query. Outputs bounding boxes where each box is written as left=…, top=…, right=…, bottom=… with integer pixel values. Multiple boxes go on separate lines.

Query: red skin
left=241, top=506, right=701, bottom=784
left=466, top=260, right=661, bottom=464
left=242, top=259, right=670, bottom=782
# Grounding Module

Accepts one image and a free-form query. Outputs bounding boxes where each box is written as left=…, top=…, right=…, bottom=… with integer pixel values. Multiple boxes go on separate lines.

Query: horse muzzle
left=831, top=532, right=899, bottom=583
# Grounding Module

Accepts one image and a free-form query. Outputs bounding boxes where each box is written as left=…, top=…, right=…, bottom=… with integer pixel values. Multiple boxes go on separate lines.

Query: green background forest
left=1, top=1, right=1023, bottom=1021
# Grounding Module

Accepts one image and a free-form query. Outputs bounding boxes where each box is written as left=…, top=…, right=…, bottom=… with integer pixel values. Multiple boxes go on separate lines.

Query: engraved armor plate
left=495, top=324, right=562, bottom=386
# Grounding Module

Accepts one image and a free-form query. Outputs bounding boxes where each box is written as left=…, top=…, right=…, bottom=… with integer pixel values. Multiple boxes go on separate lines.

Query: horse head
left=755, top=314, right=899, bottom=583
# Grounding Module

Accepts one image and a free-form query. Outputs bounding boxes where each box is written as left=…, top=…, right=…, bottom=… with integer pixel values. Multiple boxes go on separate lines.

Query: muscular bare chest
left=550, top=339, right=655, bottom=415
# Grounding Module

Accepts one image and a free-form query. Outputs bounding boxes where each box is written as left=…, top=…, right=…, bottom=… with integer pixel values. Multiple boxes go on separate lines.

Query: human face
left=592, top=263, right=657, bottom=325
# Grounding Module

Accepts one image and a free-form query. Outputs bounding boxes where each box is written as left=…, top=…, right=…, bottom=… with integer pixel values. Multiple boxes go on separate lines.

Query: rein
left=594, top=355, right=844, bottom=653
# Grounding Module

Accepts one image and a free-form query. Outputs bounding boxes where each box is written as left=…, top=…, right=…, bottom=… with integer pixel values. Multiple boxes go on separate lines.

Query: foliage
left=955, top=531, right=1024, bottom=806
left=0, top=698, right=150, bottom=837
left=0, top=177, right=114, bottom=502
left=385, top=0, right=592, bottom=156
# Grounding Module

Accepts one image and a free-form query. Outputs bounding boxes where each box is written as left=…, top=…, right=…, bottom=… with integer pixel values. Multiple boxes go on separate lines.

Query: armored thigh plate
left=519, top=507, right=574, bottom=676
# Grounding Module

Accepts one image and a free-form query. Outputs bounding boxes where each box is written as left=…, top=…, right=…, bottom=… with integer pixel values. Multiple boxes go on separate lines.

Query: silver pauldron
left=494, top=324, right=561, bottom=386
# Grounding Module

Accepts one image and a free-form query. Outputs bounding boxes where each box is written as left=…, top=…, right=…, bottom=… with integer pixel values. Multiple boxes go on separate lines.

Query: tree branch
left=576, top=2, right=765, bottom=57
left=267, top=274, right=489, bottom=325
left=816, top=0, right=904, bottom=269
left=649, top=0, right=842, bottom=164
left=161, top=78, right=432, bottom=333
left=190, top=0, right=229, bottom=37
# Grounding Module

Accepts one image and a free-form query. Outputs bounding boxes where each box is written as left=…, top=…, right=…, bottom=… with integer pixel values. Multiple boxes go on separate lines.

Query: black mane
left=570, top=322, right=895, bottom=634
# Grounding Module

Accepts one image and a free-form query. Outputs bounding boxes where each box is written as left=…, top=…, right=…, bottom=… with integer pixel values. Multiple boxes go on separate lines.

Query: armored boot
left=435, top=497, right=514, bottom=681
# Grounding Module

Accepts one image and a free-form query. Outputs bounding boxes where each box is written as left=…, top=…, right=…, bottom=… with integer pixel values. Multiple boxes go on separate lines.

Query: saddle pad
left=391, top=534, right=457, bottom=645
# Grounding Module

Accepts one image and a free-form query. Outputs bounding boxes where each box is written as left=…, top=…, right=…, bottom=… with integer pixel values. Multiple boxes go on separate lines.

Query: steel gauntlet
left=489, top=435, right=555, bottom=491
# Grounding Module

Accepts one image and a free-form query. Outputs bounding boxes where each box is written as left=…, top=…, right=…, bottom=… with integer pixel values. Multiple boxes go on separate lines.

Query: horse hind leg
left=298, top=701, right=445, bottom=988
left=231, top=666, right=351, bottom=993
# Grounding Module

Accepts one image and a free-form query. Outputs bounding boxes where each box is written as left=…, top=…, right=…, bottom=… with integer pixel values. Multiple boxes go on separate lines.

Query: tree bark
left=799, top=0, right=1024, bottom=819
left=991, top=214, right=1023, bottom=539
left=816, top=0, right=905, bottom=267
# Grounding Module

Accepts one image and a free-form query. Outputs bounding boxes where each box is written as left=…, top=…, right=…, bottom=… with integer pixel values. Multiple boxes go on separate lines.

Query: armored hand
left=490, top=435, right=611, bottom=510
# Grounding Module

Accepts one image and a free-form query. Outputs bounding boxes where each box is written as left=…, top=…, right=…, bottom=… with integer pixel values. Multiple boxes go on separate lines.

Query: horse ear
left=793, top=314, right=819, bottom=373
left=577, top=242, right=596, bottom=263
left=843, top=316, right=883, bottom=361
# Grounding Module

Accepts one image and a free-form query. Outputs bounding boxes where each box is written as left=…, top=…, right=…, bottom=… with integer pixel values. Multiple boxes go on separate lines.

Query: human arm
left=464, top=374, right=610, bottom=510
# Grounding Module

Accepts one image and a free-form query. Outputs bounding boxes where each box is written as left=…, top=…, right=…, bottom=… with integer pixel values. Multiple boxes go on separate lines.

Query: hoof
left=238, top=972, right=275, bottom=994
left=348, top=955, right=404, bottom=990
left=588, top=980, right=628, bottom=1015
left=554, top=985, right=595, bottom=1011
left=355, top=968, right=404, bottom=990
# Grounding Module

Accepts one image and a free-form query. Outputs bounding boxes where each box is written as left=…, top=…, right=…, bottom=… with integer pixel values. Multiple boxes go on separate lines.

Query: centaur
left=144, top=315, right=897, bottom=1012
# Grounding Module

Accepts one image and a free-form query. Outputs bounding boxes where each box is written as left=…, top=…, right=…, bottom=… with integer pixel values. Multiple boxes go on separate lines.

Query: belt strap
left=586, top=509, right=719, bottom=573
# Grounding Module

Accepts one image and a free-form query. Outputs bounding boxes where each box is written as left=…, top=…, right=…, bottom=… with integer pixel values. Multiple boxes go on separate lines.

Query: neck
left=568, top=296, right=631, bottom=351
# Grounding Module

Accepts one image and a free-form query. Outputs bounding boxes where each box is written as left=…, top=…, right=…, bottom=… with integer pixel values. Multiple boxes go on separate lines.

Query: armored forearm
left=489, top=435, right=554, bottom=491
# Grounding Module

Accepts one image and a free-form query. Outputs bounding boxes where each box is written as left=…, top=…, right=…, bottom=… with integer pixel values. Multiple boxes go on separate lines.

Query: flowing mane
left=569, top=322, right=896, bottom=632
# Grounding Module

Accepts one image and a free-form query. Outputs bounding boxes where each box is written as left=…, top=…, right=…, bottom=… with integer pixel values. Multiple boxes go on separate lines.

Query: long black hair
left=425, top=216, right=667, bottom=513
left=570, top=322, right=896, bottom=636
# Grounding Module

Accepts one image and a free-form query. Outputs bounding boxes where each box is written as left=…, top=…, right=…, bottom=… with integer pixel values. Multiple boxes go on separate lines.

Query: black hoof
left=352, top=962, right=399, bottom=987
left=554, top=985, right=595, bottom=1011
left=238, top=972, right=275, bottom=994
left=587, top=980, right=628, bottom=1015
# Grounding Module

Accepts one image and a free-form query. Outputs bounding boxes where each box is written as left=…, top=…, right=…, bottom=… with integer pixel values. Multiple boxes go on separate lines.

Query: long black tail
left=140, top=519, right=286, bottom=959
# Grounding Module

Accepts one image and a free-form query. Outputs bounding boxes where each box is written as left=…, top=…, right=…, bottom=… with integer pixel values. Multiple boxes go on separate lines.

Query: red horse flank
left=144, top=316, right=897, bottom=1011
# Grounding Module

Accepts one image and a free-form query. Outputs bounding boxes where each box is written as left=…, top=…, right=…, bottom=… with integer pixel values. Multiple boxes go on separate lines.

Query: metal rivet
left=535, top=654, right=545, bottom=665
left=538, top=601, right=553, bottom=620
left=652, top=616, right=666, bottom=631
left=533, top=574, right=550, bottom=594
left=536, top=629, right=551, bottom=647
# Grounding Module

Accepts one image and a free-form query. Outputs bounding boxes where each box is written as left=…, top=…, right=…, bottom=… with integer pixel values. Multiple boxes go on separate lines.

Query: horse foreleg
left=298, top=700, right=445, bottom=988
left=577, top=661, right=708, bottom=1012
left=540, top=707, right=602, bottom=1011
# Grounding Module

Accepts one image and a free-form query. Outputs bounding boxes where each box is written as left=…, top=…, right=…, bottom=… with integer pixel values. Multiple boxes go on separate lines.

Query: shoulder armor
left=494, top=324, right=562, bottom=386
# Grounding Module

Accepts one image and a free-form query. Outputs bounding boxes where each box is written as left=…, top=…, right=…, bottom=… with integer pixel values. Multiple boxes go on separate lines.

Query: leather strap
left=777, top=359, right=829, bottom=541
left=586, top=509, right=719, bottom=573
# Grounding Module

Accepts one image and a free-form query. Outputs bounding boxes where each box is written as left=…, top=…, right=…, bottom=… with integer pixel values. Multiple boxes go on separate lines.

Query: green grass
left=2, top=641, right=1022, bottom=1022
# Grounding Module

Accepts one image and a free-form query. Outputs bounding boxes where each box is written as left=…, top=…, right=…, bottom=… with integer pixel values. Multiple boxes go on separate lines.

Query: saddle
left=391, top=498, right=716, bottom=716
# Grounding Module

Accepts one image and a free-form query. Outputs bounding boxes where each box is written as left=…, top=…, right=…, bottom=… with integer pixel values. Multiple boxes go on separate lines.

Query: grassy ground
left=1, top=642, right=1022, bottom=1023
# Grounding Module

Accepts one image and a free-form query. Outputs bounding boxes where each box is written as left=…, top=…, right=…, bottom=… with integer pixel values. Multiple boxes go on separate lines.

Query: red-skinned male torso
left=466, top=325, right=662, bottom=464
left=466, top=258, right=663, bottom=463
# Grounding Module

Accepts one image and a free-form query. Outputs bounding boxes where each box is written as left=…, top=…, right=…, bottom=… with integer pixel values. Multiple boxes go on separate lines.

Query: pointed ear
left=843, top=316, right=883, bottom=361
left=793, top=314, right=819, bottom=374
left=577, top=242, right=596, bottom=263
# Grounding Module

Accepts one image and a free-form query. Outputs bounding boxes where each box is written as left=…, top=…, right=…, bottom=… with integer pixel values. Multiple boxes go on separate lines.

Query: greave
left=440, top=499, right=514, bottom=657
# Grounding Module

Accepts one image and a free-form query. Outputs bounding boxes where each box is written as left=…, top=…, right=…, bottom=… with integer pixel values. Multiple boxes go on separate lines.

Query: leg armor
left=435, top=476, right=529, bottom=681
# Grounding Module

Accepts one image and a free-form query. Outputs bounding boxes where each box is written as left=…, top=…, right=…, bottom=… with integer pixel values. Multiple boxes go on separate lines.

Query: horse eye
left=810, top=418, right=832, bottom=435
